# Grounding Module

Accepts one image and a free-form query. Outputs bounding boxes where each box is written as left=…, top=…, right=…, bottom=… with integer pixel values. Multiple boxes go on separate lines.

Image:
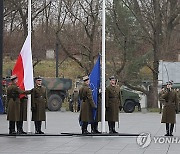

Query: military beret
left=109, top=76, right=116, bottom=80
left=35, top=76, right=42, bottom=81
left=83, top=75, right=89, bottom=81
left=10, top=75, right=17, bottom=80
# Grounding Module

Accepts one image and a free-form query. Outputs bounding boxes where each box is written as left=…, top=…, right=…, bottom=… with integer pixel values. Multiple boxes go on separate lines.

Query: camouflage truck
left=120, top=86, right=141, bottom=113
left=42, top=78, right=72, bottom=111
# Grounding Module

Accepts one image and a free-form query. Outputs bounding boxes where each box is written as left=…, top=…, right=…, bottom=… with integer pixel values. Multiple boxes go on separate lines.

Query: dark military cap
left=10, top=75, right=17, bottom=80
left=109, top=76, right=116, bottom=80
left=83, top=75, right=89, bottom=81
left=35, top=76, right=42, bottom=81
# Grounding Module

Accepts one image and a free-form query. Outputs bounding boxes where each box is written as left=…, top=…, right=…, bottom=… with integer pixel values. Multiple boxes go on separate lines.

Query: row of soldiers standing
left=79, top=75, right=122, bottom=134
left=7, top=75, right=47, bottom=135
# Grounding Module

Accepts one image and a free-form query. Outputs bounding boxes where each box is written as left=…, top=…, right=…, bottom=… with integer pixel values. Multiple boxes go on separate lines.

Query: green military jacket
left=31, top=84, right=47, bottom=121
left=7, top=83, right=30, bottom=121
left=105, top=84, right=121, bottom=122
left=161, top=89, right=178, bottom=124
left=79, top=83, right=96, bottom=122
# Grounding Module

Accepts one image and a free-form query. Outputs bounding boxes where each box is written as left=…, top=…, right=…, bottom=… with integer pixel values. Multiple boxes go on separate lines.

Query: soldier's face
left=110, top=79, right=116, bottom=85
left=36, top=80, right=42, bottom=86
left=14, top=78, right=18, bottom=84
left=167, top=84, right=172, bottom=89
left=85, top=79, right=90, bottom=85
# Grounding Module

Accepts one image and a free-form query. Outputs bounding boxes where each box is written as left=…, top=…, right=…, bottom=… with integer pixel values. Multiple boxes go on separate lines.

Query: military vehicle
left=42, top=78, right=72, bottom=111
left=120, top=86, right=141, bottom=113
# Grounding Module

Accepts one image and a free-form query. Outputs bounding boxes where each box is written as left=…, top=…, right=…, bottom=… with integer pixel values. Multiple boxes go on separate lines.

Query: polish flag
left=12, top=35, right=34, bottom=91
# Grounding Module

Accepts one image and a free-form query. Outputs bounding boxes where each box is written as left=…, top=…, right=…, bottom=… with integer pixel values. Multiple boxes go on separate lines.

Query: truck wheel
left=48, top=94, right=62, bottom=111
left=123, top=100, right=135, bottom=113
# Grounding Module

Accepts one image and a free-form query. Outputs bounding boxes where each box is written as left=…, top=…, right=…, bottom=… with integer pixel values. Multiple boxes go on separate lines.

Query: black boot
left=9, top=121, right=16, bottom=134
left=38, top=121, right=44, bottom=134
left=165, top=123, right=169, bottom=136
left=35, top=121, right=39, bottom=134
left=112, top=122, right=118, bottom=134
left=169, top=124, right=174, bottom=136
left=91, top=123, right=96, bottom=134
left=108, top=122, right=113, bottom=134
left=82, top=122, right=90, bottom=134
left=94, top=122, right=101, bottom=134
left=19, top=121, right=27, bottom=134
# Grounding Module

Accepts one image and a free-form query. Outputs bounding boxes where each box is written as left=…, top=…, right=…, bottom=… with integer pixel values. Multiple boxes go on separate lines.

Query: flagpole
left=27, top=0, right=32, bottom=133
left=101, top=0, right=106, bottom=133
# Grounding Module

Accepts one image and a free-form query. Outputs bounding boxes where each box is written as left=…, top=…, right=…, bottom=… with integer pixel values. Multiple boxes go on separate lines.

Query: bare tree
left=109, top=0, right=180, bottom=107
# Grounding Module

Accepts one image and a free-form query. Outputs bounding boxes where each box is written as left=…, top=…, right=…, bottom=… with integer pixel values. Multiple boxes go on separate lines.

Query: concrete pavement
left=0, top=111, right=180, bottom=154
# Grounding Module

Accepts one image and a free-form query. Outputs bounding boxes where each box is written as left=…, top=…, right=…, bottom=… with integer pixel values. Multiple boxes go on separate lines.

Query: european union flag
left=89, top=55, right=100, bottom=120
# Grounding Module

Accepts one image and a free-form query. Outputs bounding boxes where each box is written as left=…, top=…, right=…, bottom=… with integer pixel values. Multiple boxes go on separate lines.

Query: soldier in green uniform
left=79, top=76, right=97, bottom=134
left=31, top=76, right=47, bottom=134
left=2, top=78, right=7, bottom=114
left=161, top=82, right=178, bottom=136
left=106, top=76, right=122, bottom=134
left=7, top=75, right=31, bottom=134
left=158, top=86, right=165, bottom=114
left=72, top=88, right=79, bottom=112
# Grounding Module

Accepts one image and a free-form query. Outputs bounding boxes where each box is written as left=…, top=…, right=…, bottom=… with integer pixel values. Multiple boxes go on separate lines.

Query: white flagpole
left=101, top=0, right=106, bottom=133
left=27, top=0, right=32, bottom=133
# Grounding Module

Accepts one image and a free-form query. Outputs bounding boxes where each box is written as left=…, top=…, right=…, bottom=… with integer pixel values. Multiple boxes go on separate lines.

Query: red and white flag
left=12, top=34, right=34, bottom=91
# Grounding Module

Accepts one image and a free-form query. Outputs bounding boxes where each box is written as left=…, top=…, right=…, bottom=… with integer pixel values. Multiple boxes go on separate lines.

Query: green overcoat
left=7, top=83, right=30, bottom=121
left=105, top=85, right=121, bottom=122
left=161, top=89, right=178, bottom=124
left=31, top=85, right=47, bottom=121
left=79, top=83, right=96, bottom=122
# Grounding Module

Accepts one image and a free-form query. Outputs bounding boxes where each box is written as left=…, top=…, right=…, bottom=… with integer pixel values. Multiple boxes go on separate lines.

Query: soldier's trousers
left=16, top=121, right=24, bottom=132
left=9, top=121, right=15, bottom=133
left=34, top=121, right=42, bottom=133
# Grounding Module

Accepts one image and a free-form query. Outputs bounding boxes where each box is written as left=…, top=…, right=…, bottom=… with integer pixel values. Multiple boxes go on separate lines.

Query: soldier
left=2, top=78, right=7, bottom=114
left=106, top=76, right=122, bottom=134
left=79, top=76, right=97, bottom=134
left=7, top=75, right=31, bottom=134
left=72, top=88, right=79, bottom=112
left=158, top=86, right=166, bottom=114
left=161, top=82, right=178, bottom=136
left=31, top=76, right=47, bottom=134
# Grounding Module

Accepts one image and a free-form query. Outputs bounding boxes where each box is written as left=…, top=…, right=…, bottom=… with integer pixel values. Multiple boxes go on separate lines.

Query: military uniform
left=7, top=75, right=31, bottom=134
left=72, top=89, right=79, bottom=112
left=161, top=87, right=178, bottom=136
left=158, top=89, right=165, bottom=114
left=79, top=76, right=96, bottom=134
left=106, top=76, right=122, bottom=134
left=2, top=84, right=7, bottom=114
left=31, top=78, right=47, bottom=134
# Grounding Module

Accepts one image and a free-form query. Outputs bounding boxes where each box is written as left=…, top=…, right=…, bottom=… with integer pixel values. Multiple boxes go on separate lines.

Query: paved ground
left=0, top=111, right=180, bottom=154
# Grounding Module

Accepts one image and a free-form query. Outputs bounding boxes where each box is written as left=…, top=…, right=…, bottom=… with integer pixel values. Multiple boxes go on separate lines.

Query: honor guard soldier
left=161, top=81, right=178, bottom=136
left=79, top=76, right=97, bottom=134
left=31, top=76, right=47, bottom=134
left=7, top=75, right=31, bottom=134
left=106, top=76, right=122, bottom=134
left=72, top=88, right=79, bottom=112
